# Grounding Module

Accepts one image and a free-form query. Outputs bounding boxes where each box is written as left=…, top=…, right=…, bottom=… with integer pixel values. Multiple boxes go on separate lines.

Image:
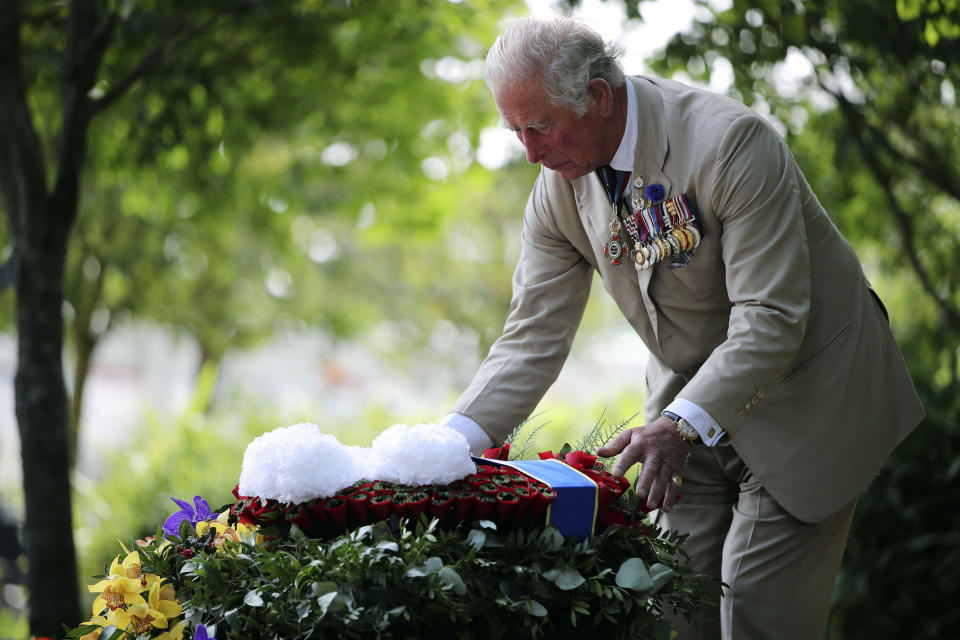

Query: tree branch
left=52, top=0, right=116, bottom=220
left=93, top=0, right=269, bottom=115
left=831, top=91, right=960, bottom=333
left=0, top=0, right=49, bottom=226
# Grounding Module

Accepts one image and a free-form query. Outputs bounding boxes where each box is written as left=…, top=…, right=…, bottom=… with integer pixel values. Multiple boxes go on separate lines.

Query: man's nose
left=518, top=131, right=543, bottom=164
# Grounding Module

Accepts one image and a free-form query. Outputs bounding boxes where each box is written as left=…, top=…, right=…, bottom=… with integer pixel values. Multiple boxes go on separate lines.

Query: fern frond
left=574, top=410, right=640, bottom=453
left=505, top=412, right=551, bottom=460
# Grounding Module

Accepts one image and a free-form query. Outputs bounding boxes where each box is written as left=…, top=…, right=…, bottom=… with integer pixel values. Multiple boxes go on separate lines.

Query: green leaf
left=439, top=567, right=467, bottom=595
left=424, top=556, right=444, bottom=574
left=551, top=568, right=586, bottom=591
left=64, top=624, right=102, bottom=638
left=104, top=628, right=127, bottom=640
left=317, top=591, right=338, bottom=615
left=647, top=563, right=676, bottom=594
left=244, top=589, right=265, bottom=607
left=312, top=581, right=338, bottom=596
left=223, top=608, right=239, bottom=630
left=539, top=527, right=565, bottom=549
left=297, top=601, right=312, bottom=619
left=466, top=529, right=486, bottom=550
left=615, top=558, right=654, bottom=592
left=526, top=599, right=548, bottom=617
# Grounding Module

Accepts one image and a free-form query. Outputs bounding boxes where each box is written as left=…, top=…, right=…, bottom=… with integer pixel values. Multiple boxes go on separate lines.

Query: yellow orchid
left=159, top=581, right=180, bottom=606
left=126, top=580, right=183, bottom=635
left=88, top=570, right=146, bottom=617
left=154, top=620, right=190, bottom=640
left=115, top=550, right=161, bottom=591
left=196, top=510, right=261, bottom=549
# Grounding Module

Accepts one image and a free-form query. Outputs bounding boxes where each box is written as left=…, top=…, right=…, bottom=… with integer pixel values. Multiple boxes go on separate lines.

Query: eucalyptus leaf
left=376, top=540, right=399, bottom=552
left=317, top=591, right=338, bottom=615
left=244, top=589, right=265, bottom=607
left=551, top=568, right=586, bottom=591
left=539, top=527, right=565, bottom=549
left=466, top=529, right=486, bottom=550
left=223, top=608, right=239, bottom=629
left=526, top=599, right=548, bottom=617
left=477, top=520, right=498, bottom=530
left=500, top=580, right=526, bottom=602
left=647, top=563, right=676, bottom=594
left=439, top=567, right=467, bottom=595
left=312, top=581, right=338, bottom=596
left=424, top=557, right=444, bottom=574
left=616, top=557, right=654, bottom=592
left=297, top=601, right=311, bottom=619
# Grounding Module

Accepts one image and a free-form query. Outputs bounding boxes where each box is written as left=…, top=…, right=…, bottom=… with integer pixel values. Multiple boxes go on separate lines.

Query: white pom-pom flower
left=365, top=423, right=476, bottom=485
left=238, top=423, right=362, bottom=504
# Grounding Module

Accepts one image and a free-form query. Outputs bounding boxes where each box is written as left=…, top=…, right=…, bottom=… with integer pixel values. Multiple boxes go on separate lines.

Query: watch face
left=678, top=420, right=698, bottom=440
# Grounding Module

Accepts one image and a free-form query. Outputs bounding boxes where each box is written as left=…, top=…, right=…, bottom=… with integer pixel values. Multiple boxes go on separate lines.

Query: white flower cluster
left=237, top=422, right=477, bottom=504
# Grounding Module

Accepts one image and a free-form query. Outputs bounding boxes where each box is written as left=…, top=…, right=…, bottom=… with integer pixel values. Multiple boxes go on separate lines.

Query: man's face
left=494, top=80, right=610, bottom=180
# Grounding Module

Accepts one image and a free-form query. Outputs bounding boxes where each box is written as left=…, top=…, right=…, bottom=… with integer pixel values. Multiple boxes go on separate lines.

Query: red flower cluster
left=230, top=463, right=557, bottom=538
left=230, top=446, right=666, bottom=538
left=533, top=448, right=655, bottom=533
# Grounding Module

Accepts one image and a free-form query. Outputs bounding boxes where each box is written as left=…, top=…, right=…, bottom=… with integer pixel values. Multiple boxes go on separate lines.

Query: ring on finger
left=670, top=474, right=683, bottom=487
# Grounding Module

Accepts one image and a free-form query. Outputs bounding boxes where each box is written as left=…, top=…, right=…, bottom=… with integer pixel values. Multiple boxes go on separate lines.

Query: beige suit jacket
left=452, top=76, right=924, bottom=522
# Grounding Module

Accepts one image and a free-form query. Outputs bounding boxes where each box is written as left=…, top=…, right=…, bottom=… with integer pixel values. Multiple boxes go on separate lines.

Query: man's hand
left=596, top=416, right=691, bottom=512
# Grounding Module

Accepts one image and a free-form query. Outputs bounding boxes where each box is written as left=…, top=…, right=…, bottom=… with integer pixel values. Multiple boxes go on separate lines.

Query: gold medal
left=643, top=243, right=658, bottom=268
left=633, top=246, right=646, bottom=269
left=655, top=237, right=670, bottom=260
left=666, top=232, right=682, bottom=254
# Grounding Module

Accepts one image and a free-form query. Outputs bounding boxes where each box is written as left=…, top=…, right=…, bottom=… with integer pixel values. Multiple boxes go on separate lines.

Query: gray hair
left=484, top=16, right=625, bottom=116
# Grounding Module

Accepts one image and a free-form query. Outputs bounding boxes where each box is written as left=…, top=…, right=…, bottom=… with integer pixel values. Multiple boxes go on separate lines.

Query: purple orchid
left=162, top=495, right=219, bottom=537
left=194, top=624, right=215, bottom=640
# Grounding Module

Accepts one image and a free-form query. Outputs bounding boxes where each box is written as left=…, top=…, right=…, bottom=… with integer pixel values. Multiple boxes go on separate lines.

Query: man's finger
left=596, top=428, right=635, bottom=458
left=645, top=465, right=672, bottom=511
left=610, top=435, right=645, bottom=477
left=633, top=453, right=660, bottom=498
left=662, top=480, right=681, bottom=512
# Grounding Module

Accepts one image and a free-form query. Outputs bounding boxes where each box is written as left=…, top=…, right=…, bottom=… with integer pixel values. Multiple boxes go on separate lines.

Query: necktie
left=596, top=166, right=630, bottom=215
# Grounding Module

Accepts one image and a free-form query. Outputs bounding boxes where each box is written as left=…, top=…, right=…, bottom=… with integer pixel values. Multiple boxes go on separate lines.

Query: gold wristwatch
left=662, top=411, right=700, bottom=443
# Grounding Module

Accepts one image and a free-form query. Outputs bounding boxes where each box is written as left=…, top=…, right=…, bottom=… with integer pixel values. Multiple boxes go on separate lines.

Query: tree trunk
left=15, top=212, right=81, bottom=634
left=69, top=261, right=105, bottom=468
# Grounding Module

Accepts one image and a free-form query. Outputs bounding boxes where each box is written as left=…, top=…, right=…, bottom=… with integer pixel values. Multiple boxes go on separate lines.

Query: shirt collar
left=609, top=79, right=637, bottom=173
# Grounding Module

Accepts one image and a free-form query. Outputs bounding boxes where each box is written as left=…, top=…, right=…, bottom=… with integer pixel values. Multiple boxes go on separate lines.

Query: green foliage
left=71, top=517, right=718, bottom=639
left=572, top=409, right=638, bottom=454
left=45, top=0, right=528, bottom=361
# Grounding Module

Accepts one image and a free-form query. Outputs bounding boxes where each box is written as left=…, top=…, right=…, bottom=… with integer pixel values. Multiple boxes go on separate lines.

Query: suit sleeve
left=676, top=114, right=811, bottom=435
left=450, top=172, right=593, bottom=444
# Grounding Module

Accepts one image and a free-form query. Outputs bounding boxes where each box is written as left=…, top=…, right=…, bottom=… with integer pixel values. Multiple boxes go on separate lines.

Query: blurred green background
left=1, top=0, right=957, bottom=638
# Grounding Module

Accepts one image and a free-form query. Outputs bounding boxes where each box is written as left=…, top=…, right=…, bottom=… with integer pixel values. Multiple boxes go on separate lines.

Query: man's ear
left=587, top=78, right=614, bottom=116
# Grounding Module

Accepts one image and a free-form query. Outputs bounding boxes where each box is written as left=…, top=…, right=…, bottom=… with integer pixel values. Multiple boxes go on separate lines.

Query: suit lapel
left=629, top=76, right=672, bottom=341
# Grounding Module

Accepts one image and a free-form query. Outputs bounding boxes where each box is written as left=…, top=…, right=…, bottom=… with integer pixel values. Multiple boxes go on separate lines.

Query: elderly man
left=441, top=15, right=924, bottom=640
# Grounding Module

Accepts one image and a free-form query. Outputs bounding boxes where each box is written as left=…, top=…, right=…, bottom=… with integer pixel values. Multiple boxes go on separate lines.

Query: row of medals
left=605, top=176, right=701, bottom=270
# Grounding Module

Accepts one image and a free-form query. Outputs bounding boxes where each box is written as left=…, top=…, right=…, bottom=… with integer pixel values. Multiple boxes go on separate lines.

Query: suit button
left=744, top=403, right=752, bottom=414
left=738, top=410, right=746, bottom=419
